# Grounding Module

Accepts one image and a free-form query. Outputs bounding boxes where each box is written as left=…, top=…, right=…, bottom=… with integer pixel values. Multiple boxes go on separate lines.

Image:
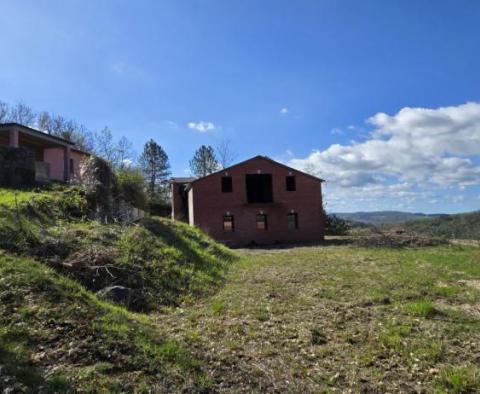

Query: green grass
left=0, top=185, right=235, bottom=391
left=406, top=300, right=443, bottom=318
left=156, top=245, right=480, bottom=392
left=437, top=365, right=480, bottom=393
left=0, top=253, right=206, bottom=392
left=1, top=185, right=479, bottom=392
left=0, top=186, right=235, bottom=311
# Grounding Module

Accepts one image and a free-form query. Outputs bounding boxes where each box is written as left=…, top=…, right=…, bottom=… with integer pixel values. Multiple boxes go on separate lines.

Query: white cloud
left=122, top=158, right=133, bottom=168
left=280, top=107, right=289, bottom=114
left=187, top=121, right=216, bottom=133
left=330, top=127, right=344, bottom=135
left=289, top=102, right=480, bottom=211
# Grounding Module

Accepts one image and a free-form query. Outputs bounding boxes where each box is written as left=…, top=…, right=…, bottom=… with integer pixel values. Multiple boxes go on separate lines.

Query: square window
left=256, top=214, right=267, bottom=230
left=223, top=215, right=234, bottom=231
left=288, top=213, right=298, bottom=230
left=246, top=174, right=273, bottom=203
left=286, top=175, right=296, bottom=191
left=221, top=176, right=233, bottom=192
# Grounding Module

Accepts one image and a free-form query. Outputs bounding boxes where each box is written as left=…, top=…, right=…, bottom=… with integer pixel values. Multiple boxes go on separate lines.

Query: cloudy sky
left=1, top=0, right=479, bottom=213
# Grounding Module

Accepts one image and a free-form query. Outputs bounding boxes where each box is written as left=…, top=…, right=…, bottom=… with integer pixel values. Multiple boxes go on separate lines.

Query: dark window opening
left=221, top=176, right=233, bottom=193
left=288, top=213, right=298, bottom=230
left=256, top=214, right=267, bottom=230
left=69, top=158, right=74, bottom=175
left=223, top=215, right=234, bottom=232
left=286, top=175, right=296, bottom=191
left=246, top=174, right=273, bottom=203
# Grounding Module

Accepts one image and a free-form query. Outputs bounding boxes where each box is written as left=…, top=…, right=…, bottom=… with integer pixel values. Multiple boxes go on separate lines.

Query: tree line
left=1, top=99, right=236, bottom=206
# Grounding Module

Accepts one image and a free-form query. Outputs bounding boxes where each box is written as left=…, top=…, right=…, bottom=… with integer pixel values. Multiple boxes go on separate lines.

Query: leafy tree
left=139, top=139, right=171, bottom=201
left=190, top=145, right=219, bottom=177
left=117, top=168, right=147, bottom=209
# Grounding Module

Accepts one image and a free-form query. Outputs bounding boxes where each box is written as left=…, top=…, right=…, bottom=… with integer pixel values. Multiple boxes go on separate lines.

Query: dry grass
left=155, top=244, right=480, bottom=392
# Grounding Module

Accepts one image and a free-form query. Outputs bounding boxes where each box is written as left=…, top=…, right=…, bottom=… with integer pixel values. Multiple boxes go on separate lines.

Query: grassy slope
left=158, top=245, right=480, bottom=393
left=0, top=252, right=208, bottom=392
left=0, top=186, right=233, bottom=391
left=0, top=186, right=233, bottom=310
left=403, top=211, right=480, bottom=240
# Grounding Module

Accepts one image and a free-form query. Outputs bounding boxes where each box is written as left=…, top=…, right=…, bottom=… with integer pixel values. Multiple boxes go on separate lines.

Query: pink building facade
left=0, top=123, right=88, bottom=182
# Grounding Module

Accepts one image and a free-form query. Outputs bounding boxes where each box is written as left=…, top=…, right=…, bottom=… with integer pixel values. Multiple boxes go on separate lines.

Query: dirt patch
left=460, top=280, right=480, bottom=290
left=436, top=299, right=480, bottom=320
left=353, top=233, right=448, bottom=248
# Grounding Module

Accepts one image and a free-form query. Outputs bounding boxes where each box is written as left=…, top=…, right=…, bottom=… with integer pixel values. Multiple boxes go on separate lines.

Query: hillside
left=334, top=211, right=442, bottom=225
left=403, top=210, right=480, bottom=240
left=0, top=186, right=234, bottom=311
left=0, top=185, right=234, bottom=391
left=0, top=253, right=209, bottom=392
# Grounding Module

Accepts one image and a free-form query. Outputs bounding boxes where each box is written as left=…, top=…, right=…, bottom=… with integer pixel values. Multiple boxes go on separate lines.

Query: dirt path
left=154, top=245, right=480, bottom=393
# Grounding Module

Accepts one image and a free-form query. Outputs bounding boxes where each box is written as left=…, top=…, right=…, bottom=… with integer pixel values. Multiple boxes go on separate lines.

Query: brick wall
left=190, top=156, right=324, bottom=246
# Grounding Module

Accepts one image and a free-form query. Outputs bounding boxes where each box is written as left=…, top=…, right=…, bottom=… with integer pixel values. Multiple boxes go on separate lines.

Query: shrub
left=325, top=213, right=350, bottom=235
left=116, top=168, right=147, bottom=209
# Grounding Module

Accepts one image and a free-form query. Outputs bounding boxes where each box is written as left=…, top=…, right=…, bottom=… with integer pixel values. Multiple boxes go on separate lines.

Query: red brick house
left=171, top=156, right=325, bottom=246
left=0, top=123, right=89, bottom=183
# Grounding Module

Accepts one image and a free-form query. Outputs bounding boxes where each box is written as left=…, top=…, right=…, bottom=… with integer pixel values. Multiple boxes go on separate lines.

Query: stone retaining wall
left=0, top=146, right=35, bottom=186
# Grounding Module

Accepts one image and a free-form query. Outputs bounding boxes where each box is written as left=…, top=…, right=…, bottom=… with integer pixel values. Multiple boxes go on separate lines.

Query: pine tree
left=139, top=139, right=171, bottom=201
left=189, top=145, right=219, bottom=177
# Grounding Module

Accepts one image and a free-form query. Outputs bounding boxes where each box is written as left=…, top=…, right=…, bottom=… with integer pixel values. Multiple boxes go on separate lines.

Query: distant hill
left=333, top=210, right=480, bottom=240
left=403, top=210, right=480, bottom=240
left=333, top=211, right=443, bottom=225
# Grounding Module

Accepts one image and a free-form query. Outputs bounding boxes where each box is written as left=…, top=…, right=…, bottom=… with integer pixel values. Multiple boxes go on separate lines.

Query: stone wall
left=0, top=146, right=35, bottom=186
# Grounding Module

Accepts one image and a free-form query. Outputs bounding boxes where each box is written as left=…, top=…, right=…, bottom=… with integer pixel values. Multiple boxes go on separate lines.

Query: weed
left=406, top=300, right=443, bottom=318
left=437, top=365, right=480, bottom=393
left=211, top=299, right=225, bottom=314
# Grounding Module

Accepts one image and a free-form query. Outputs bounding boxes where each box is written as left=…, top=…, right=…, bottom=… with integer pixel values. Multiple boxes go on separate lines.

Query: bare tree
left=9, top=102, right=36, bottom=125
left=94, top=127, right=119, bottom=164
left=0, top=101, right=9, bottom=123
left=49, top=115, right=67, bottom=135
left=216, top=139, right=237, bottom=169
left=117, top=136, right=135, bottom=169
left=37, top=111, right=53, bottom=133
left=71, top=124, right=94, bottom=152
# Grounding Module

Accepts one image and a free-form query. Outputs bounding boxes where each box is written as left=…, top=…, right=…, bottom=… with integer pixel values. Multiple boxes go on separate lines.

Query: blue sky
left=1, top=0, right=479, bottom=213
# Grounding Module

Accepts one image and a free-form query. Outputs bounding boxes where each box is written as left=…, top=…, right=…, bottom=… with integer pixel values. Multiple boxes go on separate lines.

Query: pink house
left=0, top=123, right=89, bottom=182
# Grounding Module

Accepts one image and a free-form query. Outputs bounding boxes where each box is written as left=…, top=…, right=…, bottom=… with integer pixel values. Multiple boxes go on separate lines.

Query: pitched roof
left=0, top=122, right=77, bottom=146
left=170, top=177, right=196, bottom=183
left=190, top=155, right=324, bottom=184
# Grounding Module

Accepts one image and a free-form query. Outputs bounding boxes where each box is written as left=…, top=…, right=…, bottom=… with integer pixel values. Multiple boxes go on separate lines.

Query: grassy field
left=156, top=244, right=480, bottom=393
left=1, top=186, right=479, bottom=392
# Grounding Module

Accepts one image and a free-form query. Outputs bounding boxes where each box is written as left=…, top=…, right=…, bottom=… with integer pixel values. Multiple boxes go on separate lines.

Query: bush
left=149, top=200, right=171, bottom=217
left=116, top=168, right=147, bottom=209
left=325, top=214, right=350, bottom=235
